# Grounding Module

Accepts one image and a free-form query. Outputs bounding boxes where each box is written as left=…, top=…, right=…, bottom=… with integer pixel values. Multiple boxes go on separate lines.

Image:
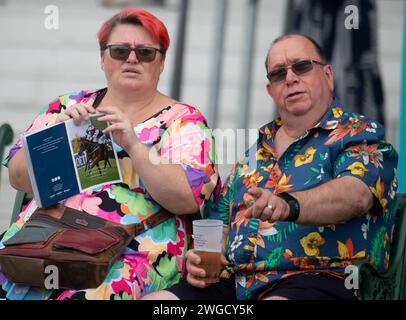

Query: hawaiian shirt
left=206, top=99, right=398, bottom=300
left=1, top=88, right=221, bottom=300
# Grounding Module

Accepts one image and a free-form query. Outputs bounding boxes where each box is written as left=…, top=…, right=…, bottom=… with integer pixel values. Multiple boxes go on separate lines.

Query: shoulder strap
left=35, top=204, right=174, bottom=238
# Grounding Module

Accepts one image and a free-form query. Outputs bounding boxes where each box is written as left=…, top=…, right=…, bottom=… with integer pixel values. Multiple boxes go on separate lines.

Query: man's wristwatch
left=277, top=192, right=300, bottom=222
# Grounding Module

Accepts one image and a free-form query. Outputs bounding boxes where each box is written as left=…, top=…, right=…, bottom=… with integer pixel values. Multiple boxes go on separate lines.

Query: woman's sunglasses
left=266, top=59, right=327, bottom=84
left=104, top=44, right=164, bottom=62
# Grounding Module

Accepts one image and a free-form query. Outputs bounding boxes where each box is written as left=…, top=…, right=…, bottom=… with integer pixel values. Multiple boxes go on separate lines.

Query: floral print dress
left=0, top=88, right=221, bottom=300
left=207, top=99, right=398, bottom=300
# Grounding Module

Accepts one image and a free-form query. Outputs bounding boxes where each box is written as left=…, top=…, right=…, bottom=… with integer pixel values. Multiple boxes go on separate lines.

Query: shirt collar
left=258, top=98, right=344, bottom=142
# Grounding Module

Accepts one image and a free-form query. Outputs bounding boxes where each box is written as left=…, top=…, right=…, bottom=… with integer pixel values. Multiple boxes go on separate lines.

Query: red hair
left=97, top=8, right=170, bottom=55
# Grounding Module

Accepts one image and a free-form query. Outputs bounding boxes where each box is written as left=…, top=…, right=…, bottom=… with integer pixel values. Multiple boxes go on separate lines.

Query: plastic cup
left=192, top=219, right=223, bottom=282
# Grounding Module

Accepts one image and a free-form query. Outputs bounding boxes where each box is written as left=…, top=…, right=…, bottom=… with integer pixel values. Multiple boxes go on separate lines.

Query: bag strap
left=122, top=210, right=173, bottom=251
left=35, top=204, right=174, bottom=238
left=126, top=210, right=173, bottom=237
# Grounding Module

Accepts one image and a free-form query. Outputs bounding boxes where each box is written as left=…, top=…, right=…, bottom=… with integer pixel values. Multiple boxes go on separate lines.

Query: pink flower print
left=52, top=290, right=76, bottom=300
left=138, top=126, right=161, bottom=144
left=96, top=209, right=123, bottom=224
left=47, top=99, right=62, bottom=113
left=158, top=104, right=189, bottom=124
left=161, top=124, right=204, bottom=165
left=81, top=196, right=103, bottom=215
left=64, top=194, right=82, bottom=209
left=28, top=113, right=54, bottom=133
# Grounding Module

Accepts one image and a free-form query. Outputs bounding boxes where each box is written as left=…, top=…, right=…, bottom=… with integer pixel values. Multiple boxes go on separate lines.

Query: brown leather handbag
left=0, top=204, right=172, bottom=290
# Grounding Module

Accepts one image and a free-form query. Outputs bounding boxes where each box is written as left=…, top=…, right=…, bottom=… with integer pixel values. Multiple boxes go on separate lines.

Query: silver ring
left=267, top=204, right=274, bottom=211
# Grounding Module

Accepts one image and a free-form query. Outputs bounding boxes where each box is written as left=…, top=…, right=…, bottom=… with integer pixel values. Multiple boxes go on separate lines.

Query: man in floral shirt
left=143, top=34, right=398, bottom=300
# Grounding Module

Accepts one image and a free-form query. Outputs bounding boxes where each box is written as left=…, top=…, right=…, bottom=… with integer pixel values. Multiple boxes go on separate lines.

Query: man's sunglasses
left=266, top=59, right=327, bottom=84
left=103, top=44, right=164, bottom=62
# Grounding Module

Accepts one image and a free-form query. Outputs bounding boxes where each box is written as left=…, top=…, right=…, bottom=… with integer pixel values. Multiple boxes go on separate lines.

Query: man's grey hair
left=265, top=34, right=327, bottom=73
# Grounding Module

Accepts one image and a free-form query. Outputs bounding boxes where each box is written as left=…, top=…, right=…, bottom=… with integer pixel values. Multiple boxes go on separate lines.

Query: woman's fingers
left=82, top=101, right=96, bottom=114
left=58, top=101, right=96, bottom=125
left=55, top=112, right=71, bottom=123
left=97, top=105, right=121, bottom=116
left=97, top=113, right=122, bottom=124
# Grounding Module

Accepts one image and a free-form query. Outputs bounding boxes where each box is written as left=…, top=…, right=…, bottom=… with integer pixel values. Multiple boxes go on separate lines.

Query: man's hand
left=186, top=249, right=228, bottom=288
left=244, top=187, right=290, bottom=223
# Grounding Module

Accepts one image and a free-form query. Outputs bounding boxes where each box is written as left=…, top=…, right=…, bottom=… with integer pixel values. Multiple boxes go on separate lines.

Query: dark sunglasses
left=266, top=59, right=327, bottom=84
left=104, top=44, right=164, bottom=62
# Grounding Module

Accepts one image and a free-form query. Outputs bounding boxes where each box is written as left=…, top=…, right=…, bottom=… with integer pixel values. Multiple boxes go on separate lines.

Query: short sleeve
left=204, top=162, right=241, bottom=225
left=2, top=100, right=58, bottom=168
left=2, top=90, right=97, bottom=168
left=158, top=107, right=221, bottom=216
left=333, top=124, right=398, bottom=215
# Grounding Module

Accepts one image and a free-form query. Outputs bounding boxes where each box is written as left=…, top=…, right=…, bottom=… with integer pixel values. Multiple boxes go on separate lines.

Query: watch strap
left=277, top=192, right=300, bottom=222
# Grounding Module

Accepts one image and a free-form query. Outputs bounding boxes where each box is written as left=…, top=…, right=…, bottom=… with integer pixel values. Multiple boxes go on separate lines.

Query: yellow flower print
left=264, top=125, right=272, bottom=139
left=370, top=176, right=388, bottom=210
left=242, top=170, right=263, bottom=189
left=332, top=107, right=344, bottom=118
left=85, top=283, right=113, bottom=300
left=274, top=173, right=293, bottom=194
left=347, top=162, right=368, bottom=177
left=300, top=232, right=326, bottom=256
left=294, top=146, right=316, bottom=167
left=260, top=163, right=274, bottom=172
left=337, top=239, right=366, bottom=261
left=239, top=164, right=250, bottom=176
left=138, top=238, right=166, bottom=261
left=256, top=141, right=277, bottom=162
left=256, top=148, right=271, bottom=162
left=119, top=157, right=136, bottom=189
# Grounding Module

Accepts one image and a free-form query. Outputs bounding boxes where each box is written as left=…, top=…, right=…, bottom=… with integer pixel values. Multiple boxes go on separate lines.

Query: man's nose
left=285, top=68, right=299, bottom=85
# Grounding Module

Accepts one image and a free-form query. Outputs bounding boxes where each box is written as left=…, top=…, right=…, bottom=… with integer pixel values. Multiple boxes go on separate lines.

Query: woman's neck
left=104, top=88, right=158, bottom=110
left=101, top=88, right=170, bottom=122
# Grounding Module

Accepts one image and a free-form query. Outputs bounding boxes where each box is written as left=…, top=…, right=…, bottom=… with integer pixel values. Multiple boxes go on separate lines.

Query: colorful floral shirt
left=206, top=99, right=398, bottom=300
left=1, top=88, right=221, bottom=300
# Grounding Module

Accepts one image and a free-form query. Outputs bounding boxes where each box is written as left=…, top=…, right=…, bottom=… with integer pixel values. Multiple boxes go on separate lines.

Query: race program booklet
left=22, top=114, right=122, bottom=208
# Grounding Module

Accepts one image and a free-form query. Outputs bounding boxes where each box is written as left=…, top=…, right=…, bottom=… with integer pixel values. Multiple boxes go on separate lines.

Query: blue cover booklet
left=22, top=114, right=122, bottom=208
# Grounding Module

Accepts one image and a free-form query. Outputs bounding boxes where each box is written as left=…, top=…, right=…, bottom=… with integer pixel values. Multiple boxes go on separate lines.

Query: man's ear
left=324, top=64, right=334, bottom=93
left=266, top=82, right=273, bottom=97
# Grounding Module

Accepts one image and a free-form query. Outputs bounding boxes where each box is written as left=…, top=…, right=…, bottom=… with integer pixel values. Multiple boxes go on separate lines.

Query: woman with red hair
left=1, top=8, right=221, bottom=300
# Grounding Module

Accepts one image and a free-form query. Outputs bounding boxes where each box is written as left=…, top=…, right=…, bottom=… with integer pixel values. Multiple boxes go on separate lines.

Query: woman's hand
left=97, top=105, right=138, bottom=154
left=55, top=99, right=96, bottom=125
left=244, top=187, right=290, bottom=223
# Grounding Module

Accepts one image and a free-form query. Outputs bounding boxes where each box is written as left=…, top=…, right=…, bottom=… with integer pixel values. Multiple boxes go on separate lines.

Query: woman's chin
left=118, top=79, right=144, bottom=91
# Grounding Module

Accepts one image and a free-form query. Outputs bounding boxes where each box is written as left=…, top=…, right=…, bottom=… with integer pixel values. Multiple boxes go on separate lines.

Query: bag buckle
left=133, top=222, right=145, bottom=236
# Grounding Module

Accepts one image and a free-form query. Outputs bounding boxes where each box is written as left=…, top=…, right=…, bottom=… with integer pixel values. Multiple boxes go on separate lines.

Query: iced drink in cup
left=192, top=219, right=223, bottom=283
